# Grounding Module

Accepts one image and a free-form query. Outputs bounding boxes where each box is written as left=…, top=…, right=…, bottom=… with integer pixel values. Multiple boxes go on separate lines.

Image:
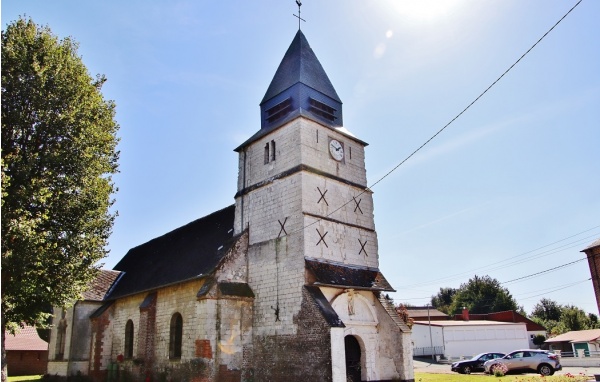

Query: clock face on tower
left=329, top=139, right=344, bottom=161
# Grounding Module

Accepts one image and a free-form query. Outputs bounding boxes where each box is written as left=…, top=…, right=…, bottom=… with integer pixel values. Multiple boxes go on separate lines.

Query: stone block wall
left=299, top=120, right=368, bottom=187
left=247, top=236, right=305, bottom=337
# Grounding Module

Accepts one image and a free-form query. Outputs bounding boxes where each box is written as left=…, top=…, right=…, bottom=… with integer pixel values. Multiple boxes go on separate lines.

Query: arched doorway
left=345, top=335, right=362, bottom=382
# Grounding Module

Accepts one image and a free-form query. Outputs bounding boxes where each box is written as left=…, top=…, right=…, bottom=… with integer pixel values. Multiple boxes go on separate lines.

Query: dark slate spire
left=261, top=30, right=341, bottom=105
left=235, top=30, right=344, bottom=152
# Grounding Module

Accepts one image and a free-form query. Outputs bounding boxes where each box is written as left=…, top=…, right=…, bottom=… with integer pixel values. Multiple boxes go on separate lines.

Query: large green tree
left=1, top=17, right=119, bottom=380
left=531, top=298, right=563, bottom=322
left=431, top=287, right=457, bottom=314
left=447, top=275, right=519, bottom=315
left=530, top=299, right=600, bottom=335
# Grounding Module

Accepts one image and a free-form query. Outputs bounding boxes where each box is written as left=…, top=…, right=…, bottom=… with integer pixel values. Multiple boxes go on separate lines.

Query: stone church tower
left=233, top=30, right=413, bottom=382
left=46, top=27, right=413, bottom=382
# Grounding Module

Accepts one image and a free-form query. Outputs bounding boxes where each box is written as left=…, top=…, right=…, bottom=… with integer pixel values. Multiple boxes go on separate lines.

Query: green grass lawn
left=7, top=376, right=42, bottom=382
left=414, top=372, right=590, bottom=382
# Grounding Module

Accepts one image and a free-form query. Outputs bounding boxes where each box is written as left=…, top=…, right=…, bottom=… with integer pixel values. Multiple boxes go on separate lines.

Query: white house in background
left=412, top=320, right=529, bottom=359
left=545, top=329, right=600, bottom=356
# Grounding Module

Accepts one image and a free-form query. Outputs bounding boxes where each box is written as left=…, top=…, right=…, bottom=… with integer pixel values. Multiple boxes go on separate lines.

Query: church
left=46, top=26, right=414, bottom=382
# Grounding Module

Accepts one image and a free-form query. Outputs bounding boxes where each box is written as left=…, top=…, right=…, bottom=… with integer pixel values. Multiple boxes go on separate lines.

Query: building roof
left=413, top=320, right=525, bottom=327
left=83, top=269, right=122, bottom=301
left=261, top=30, right=341, bottom=105
left=4, top=326, right=48, bottom=351
left=405, top=307, right=448, bottom=320
left=305, top=286, right=345, bottom=328
left=305, top=258, right=395, bottom=292
left=453, top=310, right=546, bottom=332
left=545, top=329, right=600, bottom=343
left=107, top=205, right=237, bottom=299
left=582, top=238, right=600, bottom=252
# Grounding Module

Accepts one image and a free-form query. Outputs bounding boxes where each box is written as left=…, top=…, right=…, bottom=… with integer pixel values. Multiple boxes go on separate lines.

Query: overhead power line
left=516, top=278, right=591, bottom=301
left=367, top=0, right=583, bottom=190
left=398, top=228, right=599, bottom=289
left=501, top=258, right=586, bottom=284
left=290, top=0, right=584, bottom=236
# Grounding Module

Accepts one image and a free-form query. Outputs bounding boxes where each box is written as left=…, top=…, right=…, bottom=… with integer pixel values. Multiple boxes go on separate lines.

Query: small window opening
left=271, top=140, right=276, bottom=161
left=349, top=146, right=352, bottom=160
left=264, top=143, right=270, bottom=164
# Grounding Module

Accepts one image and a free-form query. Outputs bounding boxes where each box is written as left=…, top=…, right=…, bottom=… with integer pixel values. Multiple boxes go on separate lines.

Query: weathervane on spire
left=293, top=0, right=306, bottom=30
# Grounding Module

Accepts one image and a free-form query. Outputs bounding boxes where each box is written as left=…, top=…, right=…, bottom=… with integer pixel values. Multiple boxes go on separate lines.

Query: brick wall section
left=138, top=293, right=157, bottom=372
left=217, top=364, right=241, bottom=382
left=90, top=306, right=112, bottom=382
left=249, top=287, right=332, bottom=382
left=195, top=339, right=212, bottom=359
left=6, top=350, right=48, bottom=376
left=584, top=243, right=600, bottom=313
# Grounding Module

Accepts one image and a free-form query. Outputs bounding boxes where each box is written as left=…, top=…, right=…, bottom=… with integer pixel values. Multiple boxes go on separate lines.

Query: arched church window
left=124, top=319, right=134, bottom=359
left=169, top=313, right=183, bottom=359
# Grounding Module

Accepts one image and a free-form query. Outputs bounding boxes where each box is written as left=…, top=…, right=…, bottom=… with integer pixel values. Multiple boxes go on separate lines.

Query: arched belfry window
left=124, top=320, right=134, bottom=359
left=169, top=313, right=183, bottom=359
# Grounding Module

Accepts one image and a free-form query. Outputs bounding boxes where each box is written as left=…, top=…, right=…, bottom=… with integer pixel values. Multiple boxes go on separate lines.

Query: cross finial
left=293, top=0, right=306, bottom=30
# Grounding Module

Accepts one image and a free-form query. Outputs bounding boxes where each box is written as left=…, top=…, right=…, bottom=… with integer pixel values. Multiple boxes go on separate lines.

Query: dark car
left=451, top=352, right=505, bottom=374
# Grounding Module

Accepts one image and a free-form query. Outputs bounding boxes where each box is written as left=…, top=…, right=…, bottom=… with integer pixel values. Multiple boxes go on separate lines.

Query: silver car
left=483, top=349, right=562, bottom=376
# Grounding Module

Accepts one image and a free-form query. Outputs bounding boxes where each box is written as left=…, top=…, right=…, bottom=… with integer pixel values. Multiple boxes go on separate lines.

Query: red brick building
left=5, top=325, right=48, bottom=376
left=582, top=238, right=600, bottom=313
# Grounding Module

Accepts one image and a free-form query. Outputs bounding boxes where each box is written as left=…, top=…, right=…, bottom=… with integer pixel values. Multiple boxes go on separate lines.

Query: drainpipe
left=241, top=149, right=247, bottom=230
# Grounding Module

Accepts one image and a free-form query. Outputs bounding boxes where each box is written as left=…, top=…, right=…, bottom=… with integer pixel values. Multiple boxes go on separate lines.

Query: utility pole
left=427, top=304, right=434, bottom=360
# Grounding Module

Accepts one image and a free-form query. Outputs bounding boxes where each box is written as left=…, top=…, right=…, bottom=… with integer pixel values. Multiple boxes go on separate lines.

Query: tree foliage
left=446, top=275, right=519, bottom=315
left=1, top=17, right=119, bottom=331
left=532, top=334, right=546, bottom=347
left=531, top=298, right=562, bottom=322
left=431, top=287, right=457, bottom=314
left=530, top=299, right=600, bottom=336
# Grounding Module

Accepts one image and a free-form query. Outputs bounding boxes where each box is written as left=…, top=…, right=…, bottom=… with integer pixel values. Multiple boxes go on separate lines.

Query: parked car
left=483, top=349, right=562, bottom=376
left=451, top=352, right=506, bottom=374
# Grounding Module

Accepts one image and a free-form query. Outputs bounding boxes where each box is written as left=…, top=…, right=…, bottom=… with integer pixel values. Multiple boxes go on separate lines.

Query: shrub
left=491, top=363, right=508, bottom=377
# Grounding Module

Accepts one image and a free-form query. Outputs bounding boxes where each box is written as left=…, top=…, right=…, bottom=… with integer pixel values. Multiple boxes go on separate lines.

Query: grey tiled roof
left=305, top=258, right=395, bottom=292
left=106, top=205, right=237, bottom=300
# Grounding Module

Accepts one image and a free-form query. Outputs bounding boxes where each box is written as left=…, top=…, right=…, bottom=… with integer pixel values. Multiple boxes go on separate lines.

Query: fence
left=555, top=350, right=600, bottom=358
left=413, top=346, right=444, bottom=356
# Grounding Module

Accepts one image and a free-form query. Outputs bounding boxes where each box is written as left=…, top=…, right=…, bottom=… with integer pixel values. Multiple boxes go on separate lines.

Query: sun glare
left=388, top=0, right=466, bottom=23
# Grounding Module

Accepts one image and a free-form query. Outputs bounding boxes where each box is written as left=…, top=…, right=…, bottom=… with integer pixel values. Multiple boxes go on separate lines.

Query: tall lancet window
left=264, top=143, right=270, bottom=164
left=271, top=140, right=276, bottom=161
left=169, top=313, right=183, bottom=359
left=124, top=320, right=134, bottom=359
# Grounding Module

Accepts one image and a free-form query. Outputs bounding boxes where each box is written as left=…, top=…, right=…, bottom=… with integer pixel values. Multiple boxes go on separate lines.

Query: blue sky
left=3, top=0, right=599, bottom=316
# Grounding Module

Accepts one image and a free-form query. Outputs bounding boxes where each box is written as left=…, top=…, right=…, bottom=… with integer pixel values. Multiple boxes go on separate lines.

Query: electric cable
left=287, top=0, right=584, bottom=236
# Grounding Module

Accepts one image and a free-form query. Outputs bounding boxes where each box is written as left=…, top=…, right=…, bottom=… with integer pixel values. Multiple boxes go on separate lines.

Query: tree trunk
left=1, top=315, right=7, bottom=382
